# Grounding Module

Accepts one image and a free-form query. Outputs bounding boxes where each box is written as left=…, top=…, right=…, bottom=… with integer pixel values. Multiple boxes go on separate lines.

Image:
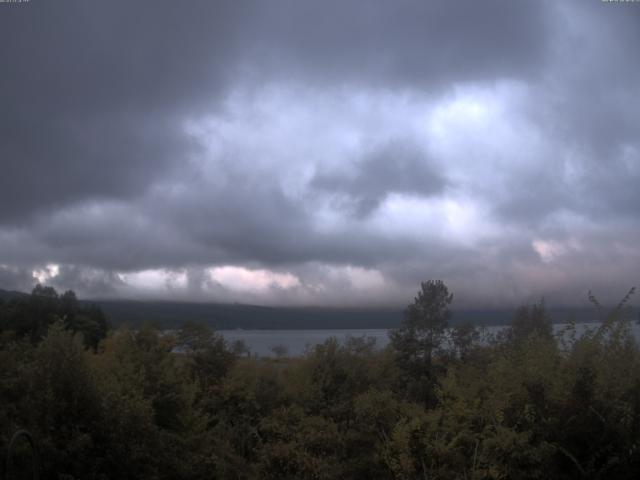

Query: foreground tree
left=177, top=321, right=238, bottom=390
left=389, top=280, right=453, bottom=404
left=506, top=299, right=553, bottom=346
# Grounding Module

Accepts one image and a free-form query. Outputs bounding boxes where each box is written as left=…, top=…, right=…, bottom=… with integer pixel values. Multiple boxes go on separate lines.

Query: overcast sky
left=1, top=0, right=639, bottom=307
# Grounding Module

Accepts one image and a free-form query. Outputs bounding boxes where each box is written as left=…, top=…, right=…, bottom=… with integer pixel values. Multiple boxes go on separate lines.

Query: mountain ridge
left=1, top=288, right=615, bottom=330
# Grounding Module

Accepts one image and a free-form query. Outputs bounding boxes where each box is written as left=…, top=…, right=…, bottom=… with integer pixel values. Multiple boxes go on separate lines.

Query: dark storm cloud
left=48, top=265, right=125, bottom=297
left=313, top=140, right=446, bottom=217
left=0, top=0, right=638, bottom=305
left=0, top=0, right=247, bottom=223
left=4, top=174, right=423, bottom=273
left=0, top=266, right=34, bottom=293
left=1, top=0, right=549, bottom=223
left=0, top=112, right=195, bottom=224
left=248, top=0, right=551, bottom=88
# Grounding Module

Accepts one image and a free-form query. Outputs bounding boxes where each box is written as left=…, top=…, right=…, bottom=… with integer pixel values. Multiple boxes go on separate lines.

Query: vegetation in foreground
left=1, top=281, right=639, bottom=479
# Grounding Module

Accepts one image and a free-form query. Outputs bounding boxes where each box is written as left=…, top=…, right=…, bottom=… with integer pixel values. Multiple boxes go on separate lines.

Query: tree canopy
left=1, top=283, right=640, bottom=479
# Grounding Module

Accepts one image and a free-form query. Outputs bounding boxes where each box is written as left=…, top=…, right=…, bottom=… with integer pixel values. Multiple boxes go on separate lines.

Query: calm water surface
left=219, top=322, right=640, bottom=357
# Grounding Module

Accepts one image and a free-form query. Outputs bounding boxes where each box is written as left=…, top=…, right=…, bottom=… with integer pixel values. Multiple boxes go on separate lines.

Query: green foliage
left=258, top=406, right=342, bottom=479
left=0, top=285, right=109, bottom=348
left=389, top=279, right=453, bottom=404
left=1, top=284, right=640, bottom=479
left=506, top=300, right=553, bottom=345
left=177, top=321, right=237, bottom=390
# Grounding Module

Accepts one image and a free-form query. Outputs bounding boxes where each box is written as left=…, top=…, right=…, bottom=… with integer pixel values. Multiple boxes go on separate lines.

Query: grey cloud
left=0, top=0, right=247, bottom=223
left=502, top=1, right=640, bottom=223
left=152, top=176, right=427, bottom=268
left=0, top=0, right=554, bottom=224
left=0, top=266, right=35, bottom=293
left=248, top=0, right=553, bottom=89
left=492, top=163, right=572, bottom=225
left=1, top=0, right=639, bottom=306
left=48, top=265, right=125, bottom=297
left=0, top=112, right=197, bottom=224
left=313, top=140, right=446, bottom=217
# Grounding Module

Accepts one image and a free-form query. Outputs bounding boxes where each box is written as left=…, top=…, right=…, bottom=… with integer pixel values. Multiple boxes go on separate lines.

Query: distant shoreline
left=2, top=288, right=635, bottom=330
left=92, top=298, right=618, bottom=330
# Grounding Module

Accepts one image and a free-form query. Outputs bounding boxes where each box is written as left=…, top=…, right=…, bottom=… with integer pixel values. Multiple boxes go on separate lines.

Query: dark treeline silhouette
left=0, top=292, right=603, bottom=330
left=1, top=281, right=639, bottom=479
left=0, top=284, right=109, bottom=349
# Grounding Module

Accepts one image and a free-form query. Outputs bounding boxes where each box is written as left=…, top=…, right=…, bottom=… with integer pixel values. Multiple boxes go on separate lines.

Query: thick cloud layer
left=1, top=0, right=638, bottom=307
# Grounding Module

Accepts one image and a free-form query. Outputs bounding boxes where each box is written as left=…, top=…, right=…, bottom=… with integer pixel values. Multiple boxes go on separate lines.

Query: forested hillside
left=0, top=288, right=610, bottom=330
left=1, top=282, right=639, bottom=479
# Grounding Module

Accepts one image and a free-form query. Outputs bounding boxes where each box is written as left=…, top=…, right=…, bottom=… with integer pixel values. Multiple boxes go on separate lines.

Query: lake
left=219, top=321, right=640, bottom=357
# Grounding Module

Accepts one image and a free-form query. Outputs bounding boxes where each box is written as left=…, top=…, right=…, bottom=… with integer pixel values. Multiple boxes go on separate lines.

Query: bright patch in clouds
left=89, top=263, right=393, bottom=305
left=321, top=265, right=387, bottom=291
left=426, top=82, right=538, bottom=181
left=208, top=266, right=300, bottom=292
left=183, top=84, right=520, bottom=246
left=532, top=239, right=581, bottom=264
left=117, top=266, right=300, bottom=299
left=121, top=269, right=173, bottom=291
left=32, top=264, right=60, bottom=284
left=373, top=195, right=495, bottom=245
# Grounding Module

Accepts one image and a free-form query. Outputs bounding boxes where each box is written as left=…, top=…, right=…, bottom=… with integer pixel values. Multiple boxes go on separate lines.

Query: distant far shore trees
left=1, top=281, right=639, bottom=479
left=0, top=284, right=109, bottom=348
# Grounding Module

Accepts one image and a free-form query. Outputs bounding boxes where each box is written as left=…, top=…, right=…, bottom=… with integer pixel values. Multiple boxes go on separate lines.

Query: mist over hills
left=2, top=288, right=615, bottom=330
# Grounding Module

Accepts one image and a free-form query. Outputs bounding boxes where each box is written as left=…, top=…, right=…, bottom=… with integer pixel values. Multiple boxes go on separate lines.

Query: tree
left=507, top=299, right=552, bottom=345
left=0, top=286, right=109, bottom=348
left=30, top=322, right=103, bottom=478
left=31, top=284, right=58, bottom=298
left=449, top=322, right=480, bottom=361
left=389, top=280, right=453, bottom=404
left=270, top=343, right=289, bottom=359
left=177, top=321, right=237, bottom=389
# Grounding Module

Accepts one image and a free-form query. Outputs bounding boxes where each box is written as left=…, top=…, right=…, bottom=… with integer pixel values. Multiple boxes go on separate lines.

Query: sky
left=1, top=0, right=639, bottom=307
